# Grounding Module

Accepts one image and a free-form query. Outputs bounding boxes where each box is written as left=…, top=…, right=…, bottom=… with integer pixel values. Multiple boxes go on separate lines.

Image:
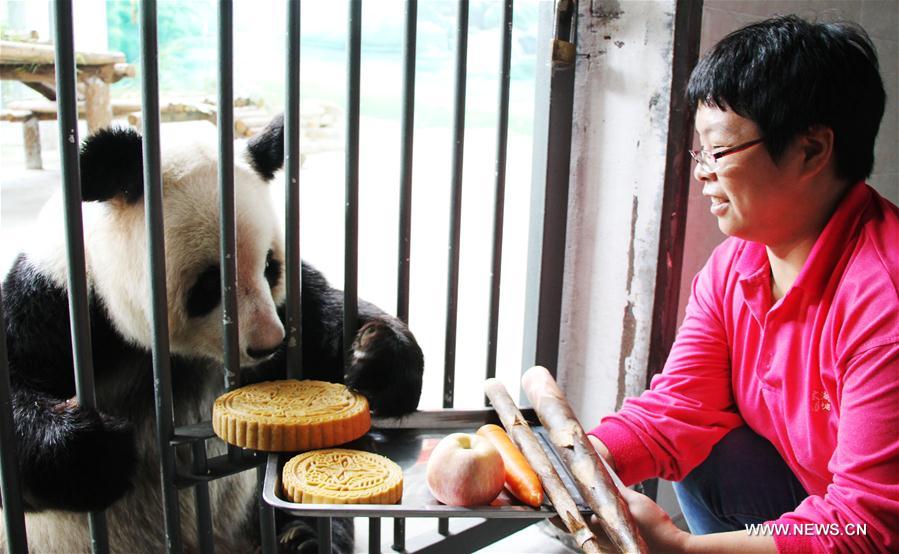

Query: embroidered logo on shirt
left=812, top=390, right=832, bottom=412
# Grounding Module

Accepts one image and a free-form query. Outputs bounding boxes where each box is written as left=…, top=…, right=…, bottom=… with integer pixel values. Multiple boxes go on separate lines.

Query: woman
left=588, top=15, right=898, bottom=553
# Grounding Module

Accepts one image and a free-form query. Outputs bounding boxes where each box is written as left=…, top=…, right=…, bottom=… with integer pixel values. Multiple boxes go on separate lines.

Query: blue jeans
left=672, top=425, right=809, bottom=534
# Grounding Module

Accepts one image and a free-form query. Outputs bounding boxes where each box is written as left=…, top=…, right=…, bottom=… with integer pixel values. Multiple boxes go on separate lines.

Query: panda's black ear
left=246, top=113, right=284, bottom=181
left=79, top=127, right=144, bottom=203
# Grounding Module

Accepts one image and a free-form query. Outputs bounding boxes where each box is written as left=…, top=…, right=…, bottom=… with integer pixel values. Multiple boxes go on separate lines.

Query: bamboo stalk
left=484, top=378, right=603, bottom=553
left=522, top=366, right=648, bottom=554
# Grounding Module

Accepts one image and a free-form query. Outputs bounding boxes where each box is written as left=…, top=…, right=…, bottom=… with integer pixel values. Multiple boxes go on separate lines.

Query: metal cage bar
left=218, top=0, right=240, bottom=393
left=533, top=0, right=577, bottom=376
left=368, top=517, right=381, bottom=552
left=0, top=288, right=27, bottom=553
left=191, top=442, right=215, bottom=554
left=139, top=1, right=183, bottom=551
left=393, top=1, right=417, bottom=544
left=484, top=0, right=514, bottom=393
left=442, top=0, right=469, bottom=409
left=52, top=1, right=110, bottom=551
left=284, top=0, right=303, bottom=379
left=396, top=0, right=418, bottom=324
left=344, top=0, right=361, bottom=369
left=0, top=3, right=585, bottom=553
left=257, top=464, right=277, bottom=553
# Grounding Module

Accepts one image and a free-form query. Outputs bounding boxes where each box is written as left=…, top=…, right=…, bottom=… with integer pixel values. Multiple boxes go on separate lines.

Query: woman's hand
left=596, top=487, right=690, bottom=553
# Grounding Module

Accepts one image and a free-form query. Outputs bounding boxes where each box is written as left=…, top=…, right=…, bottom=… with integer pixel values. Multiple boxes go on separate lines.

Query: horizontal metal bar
left=171, top=421, right=216, bottom=444
left=175, top=451, right=265, bottom=489
left=371, top=407, right=537, bottom=429
left=409, top=519, right=536, bottom=554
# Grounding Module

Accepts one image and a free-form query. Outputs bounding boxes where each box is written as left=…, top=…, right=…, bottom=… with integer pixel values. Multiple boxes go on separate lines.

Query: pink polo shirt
left=589, top=182, right=899, bottom=553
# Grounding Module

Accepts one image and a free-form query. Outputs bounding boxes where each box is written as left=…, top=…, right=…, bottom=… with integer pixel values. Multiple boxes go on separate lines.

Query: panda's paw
left=346, top=318, right=424, bottom=417
left=21, top=399, right=137, bottom=512
left=276, top=517, right=353, bottom=554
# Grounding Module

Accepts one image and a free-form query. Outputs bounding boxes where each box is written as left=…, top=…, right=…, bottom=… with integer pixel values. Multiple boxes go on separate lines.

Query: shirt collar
left=735, top=180, right=872, bottom=297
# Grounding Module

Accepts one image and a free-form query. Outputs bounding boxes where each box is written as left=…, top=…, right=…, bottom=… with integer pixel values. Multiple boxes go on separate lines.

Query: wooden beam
left=0, top=40, right=125, bottom=65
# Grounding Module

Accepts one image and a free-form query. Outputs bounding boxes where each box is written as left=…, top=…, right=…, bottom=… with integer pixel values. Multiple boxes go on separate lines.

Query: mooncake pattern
left=212, top=380, right=370, bottom=451
left=282, top=449, right=403, bottom=504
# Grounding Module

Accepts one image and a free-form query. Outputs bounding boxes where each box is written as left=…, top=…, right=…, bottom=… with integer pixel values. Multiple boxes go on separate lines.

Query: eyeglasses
left=689, top=138, right=764, bottom=173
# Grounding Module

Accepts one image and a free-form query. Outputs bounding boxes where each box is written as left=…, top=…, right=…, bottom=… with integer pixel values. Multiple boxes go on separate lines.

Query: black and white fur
left=0, top=116, right=424, bottom=553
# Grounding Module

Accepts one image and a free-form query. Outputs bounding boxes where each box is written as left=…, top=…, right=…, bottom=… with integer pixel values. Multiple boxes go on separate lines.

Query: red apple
left=426, top=432, right=505, bottom=506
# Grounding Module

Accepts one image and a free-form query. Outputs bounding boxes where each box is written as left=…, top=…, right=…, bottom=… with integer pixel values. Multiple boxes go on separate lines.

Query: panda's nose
left=247, top=345, right=279, bottom=360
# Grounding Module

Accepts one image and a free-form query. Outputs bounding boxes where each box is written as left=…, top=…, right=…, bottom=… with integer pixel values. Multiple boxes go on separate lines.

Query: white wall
left=558, top=0, right=678, bottom=426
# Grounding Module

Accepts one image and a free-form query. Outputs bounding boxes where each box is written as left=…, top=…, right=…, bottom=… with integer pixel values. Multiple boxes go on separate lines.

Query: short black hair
left=687, top=15, right=885, bottom=184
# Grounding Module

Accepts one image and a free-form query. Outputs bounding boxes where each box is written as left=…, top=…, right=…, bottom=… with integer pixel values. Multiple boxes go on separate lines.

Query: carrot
left=477, top=423, right=544, bottom=507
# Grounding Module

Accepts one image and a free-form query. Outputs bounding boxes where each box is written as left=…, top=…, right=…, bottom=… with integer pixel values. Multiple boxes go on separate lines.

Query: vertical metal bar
left=393, top=4, right=417, bottom=541
left=396, top=0, right=417, bottom=323
left=191, top=443, right=214, bottom=554
left=484, top=0, right=514, bottom=398
left=284, top=0, right=303, bottom=379
left=368, top=518, right=380, bottom=553
left=647, top=0, right=704, bottom=386
left=0, top=289, right=28, bottom=553
left=392, top=518, right=405, bottom=551
left=534, top=0, right=577, bottom=376
left=317, top=518, right=332, bottom=554
left=442, top=0, right=469, bottom=408
left=217, top=0, right=243, bottom=470
left=519, top=1, right=553, bottom=392
left=139, top=1, right=183, bottom=551
left=218, top=0, right=240, bottom=392
left=438, top=518, right=449, bottom=536
left=257, top=465, right=277, bottom=554
left=344, top=0, right=362, bottom=370
left=52, top=1, right=109, bottom=551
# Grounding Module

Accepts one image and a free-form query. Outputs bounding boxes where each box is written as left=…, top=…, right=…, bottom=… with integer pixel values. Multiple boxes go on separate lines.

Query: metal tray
left=262, top=409, right=589, bottom=518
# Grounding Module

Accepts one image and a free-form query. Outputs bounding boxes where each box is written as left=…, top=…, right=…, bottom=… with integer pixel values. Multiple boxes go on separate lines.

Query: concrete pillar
left=559, top=0, right=678, bottom=425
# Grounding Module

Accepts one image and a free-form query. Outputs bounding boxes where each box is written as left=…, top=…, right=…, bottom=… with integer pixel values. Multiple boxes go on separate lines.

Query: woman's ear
left=797, top=124, right=835, bottom=179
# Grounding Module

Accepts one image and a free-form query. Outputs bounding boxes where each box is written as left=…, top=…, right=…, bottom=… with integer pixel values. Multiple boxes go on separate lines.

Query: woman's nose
left=693, top=161, right=713, bottom=182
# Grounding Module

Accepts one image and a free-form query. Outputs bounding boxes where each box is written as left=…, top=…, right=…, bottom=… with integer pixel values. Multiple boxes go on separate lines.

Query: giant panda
left=0, top=115, right=424, bottom=553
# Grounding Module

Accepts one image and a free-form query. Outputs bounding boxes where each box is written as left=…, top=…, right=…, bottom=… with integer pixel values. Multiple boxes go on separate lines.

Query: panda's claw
left=345, top=317, right=424, bottom=417
left=17, top=397, right=137, bottom=513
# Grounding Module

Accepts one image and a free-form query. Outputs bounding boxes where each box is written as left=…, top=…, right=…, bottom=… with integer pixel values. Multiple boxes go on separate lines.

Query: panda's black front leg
left=299, top=263, right=423, bottom=416
left=345, top=306, right=424, bottom=416
left=9, top=386, right=136, bottom=512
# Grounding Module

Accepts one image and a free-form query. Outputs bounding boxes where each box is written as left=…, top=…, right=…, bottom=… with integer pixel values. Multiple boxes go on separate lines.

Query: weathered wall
left=558, top=0, right=677, bottom=425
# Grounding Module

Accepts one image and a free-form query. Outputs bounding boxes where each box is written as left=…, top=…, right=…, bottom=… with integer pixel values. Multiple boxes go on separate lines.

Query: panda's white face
left=82, top=130, right=286, bottom=367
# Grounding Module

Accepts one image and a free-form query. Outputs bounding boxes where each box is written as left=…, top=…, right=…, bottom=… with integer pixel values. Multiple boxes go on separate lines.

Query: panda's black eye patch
left=186, top=265, right=221, bottom=318
left=264, top=249, right=281, bottom=288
